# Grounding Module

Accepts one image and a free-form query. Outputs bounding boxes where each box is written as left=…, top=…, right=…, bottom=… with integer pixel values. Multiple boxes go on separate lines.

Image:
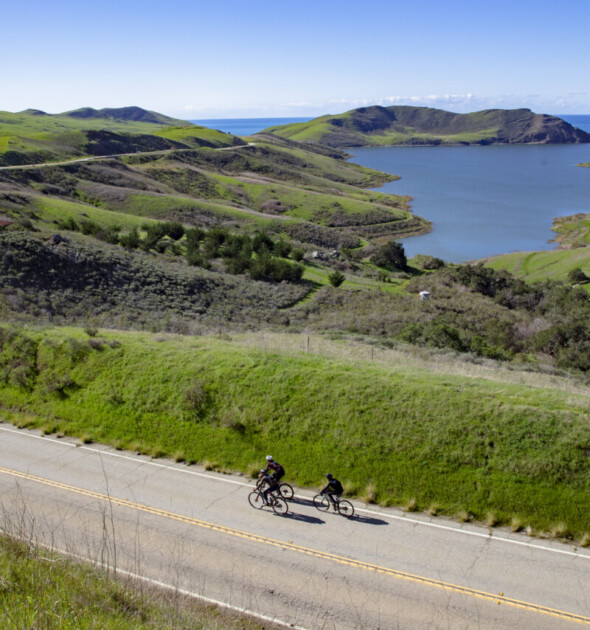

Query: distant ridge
left=261, top=106, right=590, bottom=147
left=62, top=106, right=187, bottom=126
left=19, top=108, right=48, bottom=116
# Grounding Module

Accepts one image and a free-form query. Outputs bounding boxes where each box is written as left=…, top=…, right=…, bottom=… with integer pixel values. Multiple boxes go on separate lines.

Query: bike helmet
left=325, top=473, right=333, bottom=480
left=266, top=455, right=273, bottom=461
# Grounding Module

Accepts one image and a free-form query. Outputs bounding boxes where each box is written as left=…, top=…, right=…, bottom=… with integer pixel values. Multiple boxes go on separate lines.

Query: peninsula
left=260, top=106, right=590, bottom=148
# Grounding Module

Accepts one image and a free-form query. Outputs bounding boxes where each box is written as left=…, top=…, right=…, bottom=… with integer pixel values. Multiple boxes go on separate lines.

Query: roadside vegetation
left=1, top=326, right=589, bottom=541
left=0, top=533, right=277, bottom=629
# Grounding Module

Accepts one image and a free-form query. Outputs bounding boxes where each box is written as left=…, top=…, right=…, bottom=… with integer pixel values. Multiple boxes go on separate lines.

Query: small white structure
left=419, top=290, right=430, bottom=301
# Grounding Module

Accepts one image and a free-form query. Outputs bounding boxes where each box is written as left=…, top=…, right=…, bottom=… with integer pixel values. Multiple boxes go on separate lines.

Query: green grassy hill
left=484, top=213, right=590, bottom=284
left=0, top=133, right=426, bottom=247
left=0, top=107, right=243, bottom=166
left=261, top=106, right=590, bottom=148
left=1, top=326, right=589, bottom=541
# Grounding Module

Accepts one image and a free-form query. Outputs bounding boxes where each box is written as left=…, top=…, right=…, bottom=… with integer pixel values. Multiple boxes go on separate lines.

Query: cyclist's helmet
left=266, top=455, right=273, bottom=461
left=326, top=473, right=333, bottom=480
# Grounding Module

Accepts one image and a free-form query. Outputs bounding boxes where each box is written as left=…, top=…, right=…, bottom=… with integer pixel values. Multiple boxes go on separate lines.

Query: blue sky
left=3, top=0, right=589, bottom=119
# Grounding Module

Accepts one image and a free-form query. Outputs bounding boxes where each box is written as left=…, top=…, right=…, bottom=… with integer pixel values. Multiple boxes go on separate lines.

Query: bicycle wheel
left=279, top=483, right=294, bottom=500
left=248, top=491, right=264, bottom=509
left=313, top=494, right=330, bottom=512
left=271, top=496, right=288, bottom=515
left=336, top=499, right=354, bottom=518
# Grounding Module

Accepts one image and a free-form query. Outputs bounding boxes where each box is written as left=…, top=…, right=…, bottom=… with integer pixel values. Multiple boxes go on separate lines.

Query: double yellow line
left=1, top=464, right=588, bottom=626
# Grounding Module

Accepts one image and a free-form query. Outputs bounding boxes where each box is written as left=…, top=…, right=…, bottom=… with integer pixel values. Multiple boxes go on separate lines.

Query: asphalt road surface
left=0, top=422, right=588, bottom=629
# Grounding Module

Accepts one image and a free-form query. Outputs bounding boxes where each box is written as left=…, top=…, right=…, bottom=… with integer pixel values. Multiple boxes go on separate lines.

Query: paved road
left=0, top=422, right=588, bottom=629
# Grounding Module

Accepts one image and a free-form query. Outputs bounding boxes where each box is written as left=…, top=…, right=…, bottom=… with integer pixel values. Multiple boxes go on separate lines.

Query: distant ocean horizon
left=192, top=115, right=590, bottom=136
left=190, top=117, right=313, bottom=136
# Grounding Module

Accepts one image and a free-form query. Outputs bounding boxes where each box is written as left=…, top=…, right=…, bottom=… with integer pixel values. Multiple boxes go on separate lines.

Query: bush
left=119, top=227, right=141, bottom=249
left=291, top=247, right=305, bottom=262
left=79, top=219, right=100, bottom=236
left=328, top=270, right=345, bottom=287
left=568, top=267, right=589, bottom=284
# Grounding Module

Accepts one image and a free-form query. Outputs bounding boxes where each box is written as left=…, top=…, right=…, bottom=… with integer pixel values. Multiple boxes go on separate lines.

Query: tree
left=370, top=240, right=407, bottom=271
left=328, top=270, right=345, bottom=287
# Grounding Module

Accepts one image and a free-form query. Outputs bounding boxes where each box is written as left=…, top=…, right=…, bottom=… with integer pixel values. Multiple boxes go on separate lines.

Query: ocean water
left=560, top=115, right=590, bottom=133
left=191, top=117, right=313, bottom=136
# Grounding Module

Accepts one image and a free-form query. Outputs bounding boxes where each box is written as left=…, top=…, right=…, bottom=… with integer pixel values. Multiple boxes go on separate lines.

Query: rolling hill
left=260, top=106, right=590, bottom=148
left=0, top=106, right=244, bottom=166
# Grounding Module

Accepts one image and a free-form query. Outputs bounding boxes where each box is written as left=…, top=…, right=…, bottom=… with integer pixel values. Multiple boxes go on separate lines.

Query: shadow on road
left=280, top=511, right=325, bottom=525
left=289, top=497, right=316, bottom=508
left=352, top=514, right=389, bottom=526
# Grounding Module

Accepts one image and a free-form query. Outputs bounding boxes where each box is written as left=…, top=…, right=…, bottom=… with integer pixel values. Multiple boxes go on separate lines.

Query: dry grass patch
left=486, top=511, right=499, bottom=528
left=362, top=482, right=377, bottom=504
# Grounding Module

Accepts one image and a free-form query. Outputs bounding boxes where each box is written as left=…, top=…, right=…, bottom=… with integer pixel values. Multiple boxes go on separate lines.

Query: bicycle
left=248, top=487, right=288, bottom=515
left=313, top=493, right=354, bottom=518
left=256, top=472, right=294, bottom=500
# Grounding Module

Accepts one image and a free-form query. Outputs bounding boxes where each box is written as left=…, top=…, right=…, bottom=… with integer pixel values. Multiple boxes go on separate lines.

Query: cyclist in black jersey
left=263, top=455, right=285, bottom=482
left=321, top=473, right=343, bottom=506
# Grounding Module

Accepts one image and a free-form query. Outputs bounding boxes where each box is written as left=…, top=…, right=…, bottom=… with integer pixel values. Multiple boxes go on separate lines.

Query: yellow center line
left=2, top=465, right=589, bottom=626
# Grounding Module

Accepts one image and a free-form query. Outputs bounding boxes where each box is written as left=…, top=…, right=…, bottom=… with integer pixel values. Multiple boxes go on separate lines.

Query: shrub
left=119, top=227, right=141, bottom=249
left=79, top=219, right=100, bottom=235
left=273, top=238, right=292, bottom=258
left=291, top=247, right=305, bottom=262
left=328, top=270, right=345, bottom=287
left=568, top=267, right=589, bottom=284
left=56, top=217, right=79, bottom=231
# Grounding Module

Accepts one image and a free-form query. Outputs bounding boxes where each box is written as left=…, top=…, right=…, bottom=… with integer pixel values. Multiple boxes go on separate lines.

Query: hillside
left=0, top=106, right=245, bottom=166
left=261, top=106, right=590, bottom=147
left=0, top=125, right=426, bottom=249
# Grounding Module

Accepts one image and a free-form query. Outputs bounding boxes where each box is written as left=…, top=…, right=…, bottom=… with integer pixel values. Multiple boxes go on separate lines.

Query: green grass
left=301, top=263, right=406, bottom=293
left=29, top=196, right=160, bottom=231
left=155, top=125, right=243, bottom=148
left=0, top=110, right=187, bottom=137
left=485, top=247, right=590, bottom=285
left=0, top=534, right=271, bottom=629
left=483, top=212, right=590, bottom=287
left=2, top=325, right=590, bottom=540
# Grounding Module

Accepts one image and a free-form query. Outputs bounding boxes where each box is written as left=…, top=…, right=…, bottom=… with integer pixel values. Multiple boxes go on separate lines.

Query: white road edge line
left=2, top=424, right=589, bottom=561
left=0, top=528, right=309, bottom=630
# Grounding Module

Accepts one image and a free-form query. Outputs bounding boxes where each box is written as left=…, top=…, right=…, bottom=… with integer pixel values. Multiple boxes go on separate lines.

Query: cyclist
left=263, top=455, right=285, bottom=482
left=259, top=470, right=280, bottom=506
left=321, top=473, right=343, bottom=506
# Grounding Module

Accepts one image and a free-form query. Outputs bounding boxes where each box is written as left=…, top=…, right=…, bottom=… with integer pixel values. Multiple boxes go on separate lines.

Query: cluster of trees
left=55, top=217, right=305, bottom=284
left=183, top=227, right=305, bottom=282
